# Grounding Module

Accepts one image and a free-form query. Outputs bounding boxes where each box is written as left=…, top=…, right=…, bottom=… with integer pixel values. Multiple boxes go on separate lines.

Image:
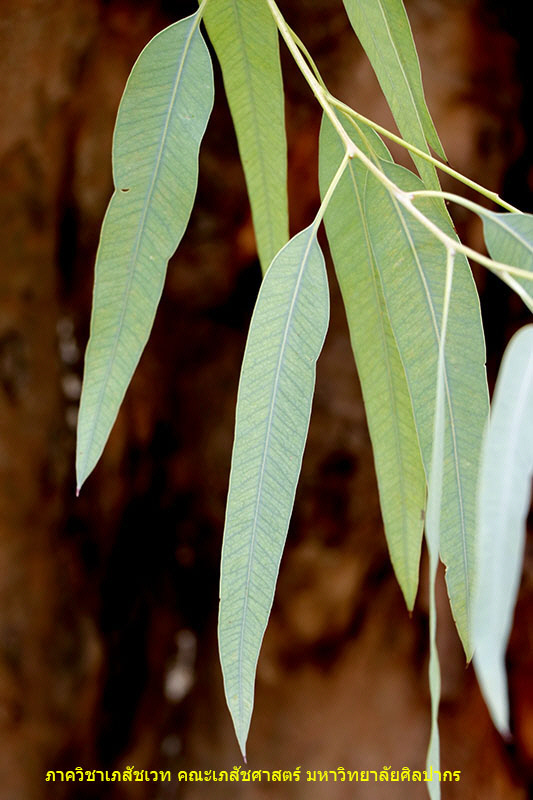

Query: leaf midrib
left=348, top=162, right=417, bottom=591
left=235, top=230, right=315, bottom=734
left=387, top=190, right=470, bottom=641
left=78, top=16, right=199, bottom=485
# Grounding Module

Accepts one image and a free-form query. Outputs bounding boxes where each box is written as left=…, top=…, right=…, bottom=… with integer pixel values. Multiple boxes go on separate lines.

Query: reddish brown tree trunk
left=0, top=2, right=531, bottom=798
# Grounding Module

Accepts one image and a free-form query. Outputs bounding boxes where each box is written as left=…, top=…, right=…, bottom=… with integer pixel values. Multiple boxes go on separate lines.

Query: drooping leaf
left=425, top=578, right=441, bottom=800
left=76, top=12, right=214, bottom=490
left=482, top=211, right=533, bottom=312
left=474, top=325, right=533, bottom=734
left=219, top=225, right=329, bottom=757
left=204, top=0, right=288, bottom=273
left=342, top=0, right=444, bottom=189
left=424, top=249, right=454, bottom=800
left=364, top=161, right=489, bottom=657
left=319, top=115, right=425, bottom=610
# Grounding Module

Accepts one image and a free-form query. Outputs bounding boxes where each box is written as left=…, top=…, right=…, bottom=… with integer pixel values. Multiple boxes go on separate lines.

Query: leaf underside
left=423, top=248, right=457, bottom=800
left=219, top=225, right=329, bottom=757
left=204, top=0, right=289, bottom=273
left=474, top=325, right=533, bottom=734
left=364, top=161, right=489, bottom=658
left=342, top=0, right=444, bottom=190
left=319, top=114, right=425, bottom=610
left=76, top=12, right=214, bottom=489
left=482, top=211, right=533, bottom=312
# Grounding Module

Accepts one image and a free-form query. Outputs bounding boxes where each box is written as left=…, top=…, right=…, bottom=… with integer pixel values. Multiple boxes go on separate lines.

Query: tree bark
left=0, top=1, right=530, bottom=797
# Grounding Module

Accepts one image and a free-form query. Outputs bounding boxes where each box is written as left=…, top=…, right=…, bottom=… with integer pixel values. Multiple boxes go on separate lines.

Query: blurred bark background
left=0, top=0, right=531, bottom=797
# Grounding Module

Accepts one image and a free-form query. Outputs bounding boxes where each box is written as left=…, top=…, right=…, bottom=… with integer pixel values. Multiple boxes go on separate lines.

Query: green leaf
left=365, top=161, right=489, bottom=657
left=423, top=249, right=454, bottom=800
left=318, top=115, right=425, bottom=610
left=482, top=211, right=533, bottom=312
left=76, top=12, right=214, bottom=490
left=219, top=225, right=329, bottom=756
left=204, top=0, right=289, bottom=273
left=342, top=0, right=444, bottom=190
left=474, top=325, right=533, bottom=734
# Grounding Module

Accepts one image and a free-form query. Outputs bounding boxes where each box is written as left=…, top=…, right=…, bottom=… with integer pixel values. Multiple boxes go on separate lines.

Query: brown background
left=0, top=0, right=531, bottom=798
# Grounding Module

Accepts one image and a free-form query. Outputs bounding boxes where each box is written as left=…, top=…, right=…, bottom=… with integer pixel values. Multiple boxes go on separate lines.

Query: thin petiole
left=313, top=152, right=349, bottom=233
left=409, top=189, right=521, bottom=217
left=197, top=0, right=209, bottom=20
left=266, top=0, right=356, bottom=158
left=327, top=95, right=519, bottom=214
left=285, top=22, right=328, bottom=92
left=402, top=192, right=533, bottom=282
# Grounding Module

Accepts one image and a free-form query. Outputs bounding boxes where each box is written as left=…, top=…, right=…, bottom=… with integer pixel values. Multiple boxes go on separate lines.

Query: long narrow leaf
left=342, top=0, right=444, bottom=190
left=474, top=325, right=533, bottom=734
left=319, top=115, right=425, bottom=609
left=424, top=249, right=454, bottom=800
left=76, top=12, right=214, bottom=489
left=482, top=211, right=533, bottom=312
left=204, top=0, right=288, bottom=273
left=219, top=225, right=329, bottom=757
left=365, top=162, right=489, bottom=657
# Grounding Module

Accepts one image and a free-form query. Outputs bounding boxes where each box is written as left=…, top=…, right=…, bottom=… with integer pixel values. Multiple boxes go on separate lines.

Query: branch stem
left=328, top=95, right=519, bottom=214
left=266, top=0, right=357, bottom=157
left=267, top=0, right=529, bottom=300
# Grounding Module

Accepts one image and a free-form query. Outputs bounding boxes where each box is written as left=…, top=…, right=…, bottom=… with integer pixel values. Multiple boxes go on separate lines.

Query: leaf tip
left=463, top=641, right=474, bottom=665
left=76, top=462, right=89, bottom=496
left=236, top=721, right=249, bottom=763
left=75, top=466, right=86, bottom=496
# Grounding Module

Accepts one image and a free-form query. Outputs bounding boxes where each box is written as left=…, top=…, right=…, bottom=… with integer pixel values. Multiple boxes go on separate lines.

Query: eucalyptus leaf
left=204, top=0, right=289, bottom=273
left=76, top=12, right=214, bottom=489
left=482, top=211, right=533, bottom=312
left=423, top=249, right=455, bottom=800
left=365, top=161, right=489, bottom=657
left=342, top=0, right=444, bottom=189
left=219, top=225, right=329, bottom=757
left=319, top=115, right=425, bottom=610
left=474, top=325, right=533, bottom=734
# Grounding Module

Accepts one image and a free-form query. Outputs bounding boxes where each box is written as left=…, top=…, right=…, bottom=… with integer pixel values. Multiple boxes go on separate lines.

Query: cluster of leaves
left=75, top=0, right=533, bottom=795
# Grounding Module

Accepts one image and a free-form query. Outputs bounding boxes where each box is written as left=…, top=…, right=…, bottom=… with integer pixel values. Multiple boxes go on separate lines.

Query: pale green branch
left=328, top=95, right=519, bottom=214
left=197, top=0, right=209, bottom=20
left=266, top=0, right=357, bottom=157
left=272, top=3, right=517, bottom=216
left=406, top=191, right=533, bottom=282
left=267, top=0, right=529, bottom=301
